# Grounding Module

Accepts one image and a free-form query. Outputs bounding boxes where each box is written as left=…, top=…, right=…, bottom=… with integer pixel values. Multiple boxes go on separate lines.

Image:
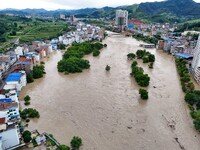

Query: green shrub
left=127, top=53, right=136, bottom=60
left=105, top=65, right=111, bottom=71
left=24, top=101, right=30, bottom=106
left=193, top=119, right=200, bottom=132
left=149, top=62, right=154, bottom=68
left=33, top=65, right=45, bottom=79
left=139, top=89, right=148, bottom=100
left=57, top=145, right=70, bottom=150
left=20, top=108, right=40, bottom=119
left=93, top=50, right=100, bottom=56
left=22, top=130, right=32, bottom=143
left=143, top=57, right=149, bottom=63
left=70, top=136, right=82, bottom=149
left=24, top=95, right=31, bottom=101
left=26, top=73, right=34, bottom=83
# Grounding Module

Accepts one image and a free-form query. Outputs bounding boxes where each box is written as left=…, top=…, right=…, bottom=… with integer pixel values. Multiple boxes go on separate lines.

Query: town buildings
left=59, top=22, right=105, bottom=45
left=192, top=35, right=200, bottom=84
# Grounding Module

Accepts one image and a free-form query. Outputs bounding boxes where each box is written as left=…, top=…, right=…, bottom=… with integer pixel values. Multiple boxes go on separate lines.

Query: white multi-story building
left=5, top=71, right=27, bottom=92
left=192, top=35, right=200, bottom=84
left=60, top=14, right=65, bottom=19
left=115, top=9, right=128, bottom=27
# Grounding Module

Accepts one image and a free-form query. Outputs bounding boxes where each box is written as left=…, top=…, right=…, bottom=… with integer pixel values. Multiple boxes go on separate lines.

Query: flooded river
left=20, top=32, right=200, bottom=150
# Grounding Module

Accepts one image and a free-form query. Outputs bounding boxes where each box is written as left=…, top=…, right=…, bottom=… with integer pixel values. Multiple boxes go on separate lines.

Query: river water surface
left=20, top=32, right=200, bottom=150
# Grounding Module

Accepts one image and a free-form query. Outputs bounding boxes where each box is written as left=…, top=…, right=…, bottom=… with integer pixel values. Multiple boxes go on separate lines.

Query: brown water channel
left=20, top=32, right=200, bottom=150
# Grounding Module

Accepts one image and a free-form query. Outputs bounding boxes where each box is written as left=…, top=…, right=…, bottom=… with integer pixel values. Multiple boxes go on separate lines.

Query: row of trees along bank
left=129, top=50, right=155, bottom=100
left=175, top=58, right=200, bottom=132
left=132, top=33, right=162, bottom=45
left=57, top=42, right=106, bottom=73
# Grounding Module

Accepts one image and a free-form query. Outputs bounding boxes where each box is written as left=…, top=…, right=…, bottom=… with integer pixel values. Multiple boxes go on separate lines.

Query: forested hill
left=138, top=0, right=200, bottom=17
left=1, top=0, right=200, bottom=23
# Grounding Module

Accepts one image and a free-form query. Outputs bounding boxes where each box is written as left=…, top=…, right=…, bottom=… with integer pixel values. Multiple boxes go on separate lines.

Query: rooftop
left=0, top=102, right=18, bottom=111
left=0, top=127, right=20, bottom=149
left=6, top=73, right=22, bottom=82
left=175, top=53, right=193, bottom=59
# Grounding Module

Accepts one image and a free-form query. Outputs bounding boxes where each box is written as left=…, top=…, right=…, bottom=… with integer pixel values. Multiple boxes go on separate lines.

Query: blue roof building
left=0, top=98, right=12, bottom=103
left=175, top=53, right=193, bottom=59
left=6, top=73, right=22, bottom=82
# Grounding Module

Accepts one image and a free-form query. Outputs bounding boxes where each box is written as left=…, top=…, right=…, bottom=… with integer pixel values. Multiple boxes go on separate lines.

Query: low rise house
left=14, top=56, right=34, bottom=73
left=5, top=72, right=27, bottom=92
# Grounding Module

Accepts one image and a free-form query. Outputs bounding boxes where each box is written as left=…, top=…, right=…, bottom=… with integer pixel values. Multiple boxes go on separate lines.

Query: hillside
left=1, top=0, right=200, bottom=23
left=175, top=19, right=200, bottom=32
left=138, top=0, right=200, bottom=17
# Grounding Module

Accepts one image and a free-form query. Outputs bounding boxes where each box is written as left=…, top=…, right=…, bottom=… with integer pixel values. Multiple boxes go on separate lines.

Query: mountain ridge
left=0, top=0, right=200, bottom=23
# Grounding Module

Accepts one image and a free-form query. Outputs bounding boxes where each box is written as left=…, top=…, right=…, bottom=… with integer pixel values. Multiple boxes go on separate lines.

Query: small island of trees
left=139, top=89, right=148, bottom=100
left=71, top=136, right=82, bottom=149
left=131, top=61, right=150, bottom=87
left=129, top=51, right=152, bottom=100
left=57, top=42, right=104, bottom=73
left=136, top=49, right=155, bottom=64
left=127, top=53, right=136, bottom=60
left=24, top=95, right=31, bottom=106
left=20, top=108, right=40, bottom=120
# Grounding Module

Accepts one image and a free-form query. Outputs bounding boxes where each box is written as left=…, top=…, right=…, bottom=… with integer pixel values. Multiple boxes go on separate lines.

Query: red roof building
left=128, top=19, right=144, bottom=27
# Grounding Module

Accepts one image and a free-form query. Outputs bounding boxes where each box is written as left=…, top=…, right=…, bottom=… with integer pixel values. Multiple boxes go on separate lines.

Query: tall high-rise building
left=115, top=9, right=128, bottom=27
left=192, top=34, right=200, bottom=84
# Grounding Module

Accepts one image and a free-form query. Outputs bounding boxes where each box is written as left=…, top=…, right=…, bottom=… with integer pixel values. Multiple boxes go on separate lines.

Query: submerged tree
left=139, top=89, right=148, bottom=100
left=105, top=65, right=111, bottom=71
left=70, top=136, right=82, bottom=149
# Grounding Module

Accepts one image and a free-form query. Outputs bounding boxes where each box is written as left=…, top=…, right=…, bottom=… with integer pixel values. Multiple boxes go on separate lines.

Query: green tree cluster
left=24, top=95, right=31, bottom=106
left=131, top=61, right=150, bottom=87
left=20, top=108, right=40, bottom=120
left=175, top=59, right=200, bottom=132
left=185, top=91, right=200, bottom=131
left=127, top=53, right=136, bottom=60
left=58, top=57, right=90, bottom=73
left=139, top=89, right=148, bottom=100
left=26, top=73, right=34, bottom=83
left=58, top=42, right=103, bottom=73
left=175, top=58, right=194, bottom=92
left=22, top=130, right=32, bottom=143
left=136, top=50, right=155, bottom=64
left=33, top=65, right=45, bottom=79
left=70, top=136, right=82, bottom=149
left=57, top=145, right=70, bottom=150
left=56, top=136, right=83, bottom=150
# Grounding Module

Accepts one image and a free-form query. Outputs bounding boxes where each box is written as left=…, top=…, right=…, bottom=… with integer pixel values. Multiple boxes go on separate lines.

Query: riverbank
left=19, top=32, right=200, bottom=150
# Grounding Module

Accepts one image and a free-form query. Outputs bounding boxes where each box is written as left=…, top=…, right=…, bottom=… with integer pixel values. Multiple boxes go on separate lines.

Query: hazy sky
left=0, top=0, right=200, bottom=10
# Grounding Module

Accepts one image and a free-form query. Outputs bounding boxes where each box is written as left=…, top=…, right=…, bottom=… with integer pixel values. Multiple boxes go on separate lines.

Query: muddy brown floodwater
left=20, top=32, right=200, bottom=150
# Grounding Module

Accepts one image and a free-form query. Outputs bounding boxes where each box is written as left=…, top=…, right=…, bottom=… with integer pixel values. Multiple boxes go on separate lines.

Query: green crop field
left=0, top=15, right=68, bottom=52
